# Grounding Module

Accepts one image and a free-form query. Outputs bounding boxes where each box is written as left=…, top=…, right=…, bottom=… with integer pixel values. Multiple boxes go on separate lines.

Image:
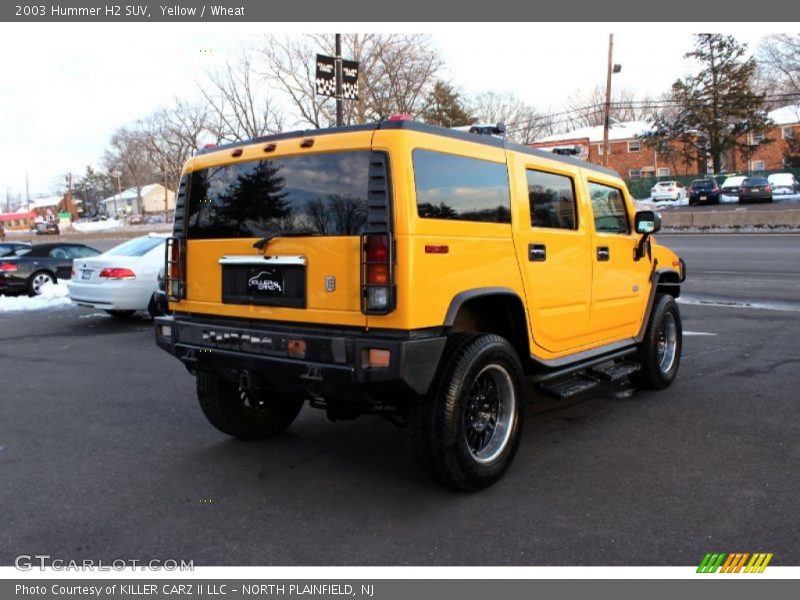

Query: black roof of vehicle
left=19, top=243, right=97, bottom=256
left=197, top=119, right=621, bottom=179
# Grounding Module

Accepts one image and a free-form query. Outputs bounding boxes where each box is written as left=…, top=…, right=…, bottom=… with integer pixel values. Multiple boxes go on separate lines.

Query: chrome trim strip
left=218, top=255, right=307, bottom=266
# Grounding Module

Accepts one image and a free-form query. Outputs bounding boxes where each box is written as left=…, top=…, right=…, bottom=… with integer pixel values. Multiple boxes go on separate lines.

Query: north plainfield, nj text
left=44, top=5, right=246, bottom=18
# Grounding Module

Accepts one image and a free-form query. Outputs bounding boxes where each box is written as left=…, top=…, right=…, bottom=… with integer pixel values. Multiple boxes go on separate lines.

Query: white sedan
left=650, top=181, right=687, bottom=201
left=68, top=233, right=168, bottom=318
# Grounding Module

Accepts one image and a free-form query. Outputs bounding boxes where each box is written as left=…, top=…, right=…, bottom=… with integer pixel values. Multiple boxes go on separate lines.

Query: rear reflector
left=159, top=325, right=172, bottom=338
left=287, top=339, right=306, bottom=359
left=99, top=268, right=136, bottom=280
left=365, top=348, right=391, bottom=368
left=425, top=245, right=449, bottom=254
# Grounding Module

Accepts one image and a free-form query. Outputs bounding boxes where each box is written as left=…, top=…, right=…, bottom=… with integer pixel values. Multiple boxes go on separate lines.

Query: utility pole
left=335, top=33, right=343, bottom=127
left=602, top=34, right=614, bottom=168
left=25, top=173, right=30, bottom=209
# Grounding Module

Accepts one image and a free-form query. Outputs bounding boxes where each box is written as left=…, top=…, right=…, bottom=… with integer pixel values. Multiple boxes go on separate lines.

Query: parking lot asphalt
left=1, top=234, right=798, bottom=566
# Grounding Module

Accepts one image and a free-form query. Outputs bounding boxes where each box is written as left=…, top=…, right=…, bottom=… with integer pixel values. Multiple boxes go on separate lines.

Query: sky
left=0, top=22, right=783, bottom=200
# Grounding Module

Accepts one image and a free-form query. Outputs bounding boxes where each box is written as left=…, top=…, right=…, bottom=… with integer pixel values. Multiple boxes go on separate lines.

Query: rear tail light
left=765, top=186, right=772, bottom=193
left=361, top=233, right=395, bottom=314
left=166, top=237, right=186, bottom=301
left=712, top=186, right=719, bottom=192
left=99, top=268, right=136, bottom=280
left=0, top=262, right=17, bottom=272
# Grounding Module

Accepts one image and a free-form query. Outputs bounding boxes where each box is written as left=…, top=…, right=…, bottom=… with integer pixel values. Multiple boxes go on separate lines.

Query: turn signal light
left=99, top=268, right=136, bottom=280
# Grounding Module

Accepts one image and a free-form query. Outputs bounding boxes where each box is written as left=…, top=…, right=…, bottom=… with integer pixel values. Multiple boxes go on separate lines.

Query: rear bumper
left=154, top=315, right=447, bottom=408
left=69, top=279, right=156, bottom=310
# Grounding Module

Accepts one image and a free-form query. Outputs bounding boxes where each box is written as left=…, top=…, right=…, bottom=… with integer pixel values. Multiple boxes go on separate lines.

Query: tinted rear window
left=743, top=177, right=769, bottom=186
left=106, top=236, right=165, bottom=256
left=692, top=179, right=716, bottom=188
left=413, top=149, right=511, bottom=224
left=186, top=151, right=372, bottom=239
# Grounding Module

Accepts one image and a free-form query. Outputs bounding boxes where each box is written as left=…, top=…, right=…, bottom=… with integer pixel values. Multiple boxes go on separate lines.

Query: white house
left=102, top=184, right=176, bottom=216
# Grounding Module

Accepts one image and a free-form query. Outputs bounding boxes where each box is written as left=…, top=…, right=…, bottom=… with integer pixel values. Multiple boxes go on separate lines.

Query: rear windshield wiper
left=253, top=230, right=314, bottom=250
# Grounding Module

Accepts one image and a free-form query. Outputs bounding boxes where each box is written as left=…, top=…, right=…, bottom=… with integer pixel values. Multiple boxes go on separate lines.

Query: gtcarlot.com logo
left=697, top=552, right=773, bottom=573
left=14, top=554, right=194, bottom=571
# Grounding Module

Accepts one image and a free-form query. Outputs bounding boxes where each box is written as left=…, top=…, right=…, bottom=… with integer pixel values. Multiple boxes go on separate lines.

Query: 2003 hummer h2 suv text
left=155, top=118, right=686, bottom=491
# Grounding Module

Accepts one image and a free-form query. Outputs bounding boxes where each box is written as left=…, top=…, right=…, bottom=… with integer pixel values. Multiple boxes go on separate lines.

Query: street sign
left=315, top=54, right=336, bottom=97
left=315, top=54, right=359, bottom=100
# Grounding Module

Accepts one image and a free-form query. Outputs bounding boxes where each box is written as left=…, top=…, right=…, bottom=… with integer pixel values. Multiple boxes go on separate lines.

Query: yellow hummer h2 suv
left=155, top=118, right=685, bottom=491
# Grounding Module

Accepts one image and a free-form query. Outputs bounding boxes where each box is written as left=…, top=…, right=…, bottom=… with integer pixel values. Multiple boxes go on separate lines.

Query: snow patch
left=0, top=280, right=71, bottom=313
left=72, top=219, right=124, bottom=232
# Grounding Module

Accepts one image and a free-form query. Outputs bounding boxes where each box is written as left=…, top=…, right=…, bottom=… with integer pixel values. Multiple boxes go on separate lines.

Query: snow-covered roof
left=769, top=105, right=800, bottom=126
left=101, top=184, right=166, bottom=205
left=538, top=120, right=653, bottom=144
left=27, top=196, right=63, bottom=209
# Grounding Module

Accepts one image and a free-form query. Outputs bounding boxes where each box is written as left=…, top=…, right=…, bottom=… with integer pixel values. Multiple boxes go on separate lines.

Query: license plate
left=700, top=195, right=707, bottom=200
left=751, top=187, right=760, bottom=192
left=81, top=270, right=92, bottom=280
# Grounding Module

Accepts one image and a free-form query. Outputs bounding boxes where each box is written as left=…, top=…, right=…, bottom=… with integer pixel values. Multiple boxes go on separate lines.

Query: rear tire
left=630, top=294, right=682, bottom=390
left=196, top=373, right=304, bottom=440
left=410, top=333, right=525, bottom=492
left=27, top=270, right=55, bottom=296
left=105, top=310, right=136, bottom=318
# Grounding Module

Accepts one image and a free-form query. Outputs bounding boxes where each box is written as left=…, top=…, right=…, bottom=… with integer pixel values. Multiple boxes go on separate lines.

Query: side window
left=588, top=182, right=630, bottom=234
left=526, top=169, right=577, bottom=230
left=49, top=248, right=69, bottom=259
left=413, top=149, right=511, bottom=224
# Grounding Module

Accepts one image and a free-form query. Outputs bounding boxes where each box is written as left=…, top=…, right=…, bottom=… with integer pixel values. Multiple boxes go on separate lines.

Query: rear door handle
left=528, top=243, right=546, bottom=262
left=597, top=246, right=610, bottom=261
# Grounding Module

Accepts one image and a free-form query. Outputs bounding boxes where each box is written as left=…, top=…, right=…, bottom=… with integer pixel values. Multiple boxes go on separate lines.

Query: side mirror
left=635, top=210, right=661, bottom=234
left=634, top=211, right=661, bottom=261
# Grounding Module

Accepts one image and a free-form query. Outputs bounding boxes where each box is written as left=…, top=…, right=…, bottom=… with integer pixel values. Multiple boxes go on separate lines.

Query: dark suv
left=688, top=179, right=720, bottom=206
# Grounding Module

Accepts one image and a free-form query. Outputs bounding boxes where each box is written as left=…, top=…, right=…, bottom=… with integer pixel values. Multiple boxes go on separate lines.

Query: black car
left=688, top=178, right=721, bottom=206
left=0, top=243, right=100, bottom=296
left=739, top=177, right=773, bottom=204
left=0, top=242, right=32, bottom=257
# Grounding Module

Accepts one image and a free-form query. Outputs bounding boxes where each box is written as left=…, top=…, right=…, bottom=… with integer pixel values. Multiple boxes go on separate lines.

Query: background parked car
left=0, top=243, right=100, bottom=296
left=35, top=221, right=60, bottom=235
left=720, top=175, right=747, bottom=197
left=650, top=181, right=686, bottom=202
left=738, top=177, right=773, bottom=204
left=767, top=173, right=800, bottom=195
left=68, top=234, right=168, bottom=318
left=0, top=242, right=31, bottom=257
left=688, top=178, right=721, bottom=206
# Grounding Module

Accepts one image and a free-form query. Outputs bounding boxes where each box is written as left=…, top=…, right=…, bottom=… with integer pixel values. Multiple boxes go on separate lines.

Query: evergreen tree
left=420, top=81, right=475, bottom=128
left=650, top=34, right=772, bottom=174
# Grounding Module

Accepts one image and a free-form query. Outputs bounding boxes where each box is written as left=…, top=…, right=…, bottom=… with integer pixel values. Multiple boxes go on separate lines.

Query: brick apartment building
left=532, top=104, right=800, bottom=181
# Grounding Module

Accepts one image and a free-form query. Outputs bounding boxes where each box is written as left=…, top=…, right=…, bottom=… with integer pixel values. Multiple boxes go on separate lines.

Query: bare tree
left=200, top=51, right=284, bottom=142
left=757, top=34, right=800, bottom=99
left=103, top=128, right=157, bottom=214
left=140, top=100, right=214, bottom=192
left=564, top=85, right=658, bottom=129
left=260, top=33, right=443, bottom=127
left=471, top=91, right=546, bottom=144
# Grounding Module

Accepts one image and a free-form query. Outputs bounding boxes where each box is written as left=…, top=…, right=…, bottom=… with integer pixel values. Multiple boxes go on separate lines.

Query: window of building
left=657, top=167, right=670, bottom=177
left=628, top=141, right=641, bottom=152
left=783, top=126, right=795, bottom=140
left=596, top=144, right=605, bottom=156
left=526, top=169, right=577, bottom=230
left=657, top=140, right=670, bottom=153
left=413, top=149, right=511, bottom=224
left=588, top=182, right=630, bottom=235
left=629, top=169, right=642, bottom=180
left=751, top=131, right=765, bottom=144
left=750, top=160, right=765, bottom=172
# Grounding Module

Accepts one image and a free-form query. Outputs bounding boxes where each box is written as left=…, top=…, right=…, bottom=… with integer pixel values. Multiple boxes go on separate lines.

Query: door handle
left=528, top=243, right=546, bottom=262
left=597, top=246, right=610, bottom=261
